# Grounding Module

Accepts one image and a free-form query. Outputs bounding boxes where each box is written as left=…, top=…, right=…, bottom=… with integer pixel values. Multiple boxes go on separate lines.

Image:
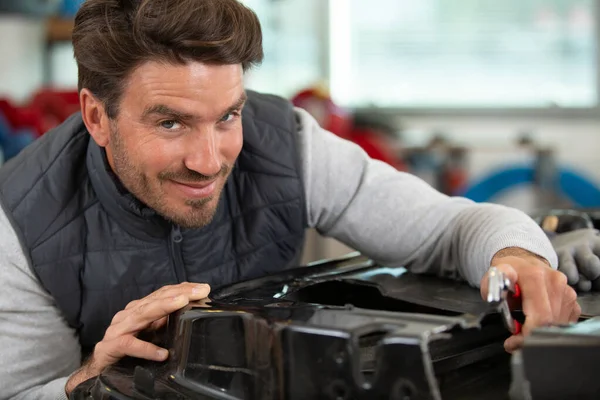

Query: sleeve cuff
left=467, top=221, right=558, bottom=287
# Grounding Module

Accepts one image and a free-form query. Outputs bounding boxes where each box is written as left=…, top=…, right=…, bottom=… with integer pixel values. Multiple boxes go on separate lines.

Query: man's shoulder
left=243, top=90, right=296, bottom=133
left=0, top=112, right=89, bottom=190
left=0, top=113, right=93, bottom=247
left=235, top=91, right=304, bottom=182
left=0, top=112, right=89, bottom=184
left=245, top=90, right=292, bottom=109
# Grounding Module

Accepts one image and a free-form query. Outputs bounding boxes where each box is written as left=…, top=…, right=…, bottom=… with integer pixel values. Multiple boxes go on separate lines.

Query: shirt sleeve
left=0, top=203, right=81, bottom=400
left=294, top=107, right=558, bottom=286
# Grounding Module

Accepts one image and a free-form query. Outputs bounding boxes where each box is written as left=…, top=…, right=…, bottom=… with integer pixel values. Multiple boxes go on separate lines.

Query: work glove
left=551, top=228, right=600, bottom=292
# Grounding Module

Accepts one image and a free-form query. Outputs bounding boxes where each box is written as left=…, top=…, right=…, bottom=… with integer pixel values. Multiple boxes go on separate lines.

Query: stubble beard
left=109, top=127, right=230, bottom=229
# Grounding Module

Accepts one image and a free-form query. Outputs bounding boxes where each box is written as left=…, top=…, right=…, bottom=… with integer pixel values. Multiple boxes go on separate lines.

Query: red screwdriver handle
left=511, top=283, right=522, bottom=334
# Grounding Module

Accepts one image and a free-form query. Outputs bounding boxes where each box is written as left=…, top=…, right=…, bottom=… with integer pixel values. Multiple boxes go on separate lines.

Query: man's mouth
left=169, top=179, right=217, bottom=198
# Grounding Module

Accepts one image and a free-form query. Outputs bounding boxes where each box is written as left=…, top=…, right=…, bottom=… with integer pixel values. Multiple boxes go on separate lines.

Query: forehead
left=121, top=61, right=244, bottom=116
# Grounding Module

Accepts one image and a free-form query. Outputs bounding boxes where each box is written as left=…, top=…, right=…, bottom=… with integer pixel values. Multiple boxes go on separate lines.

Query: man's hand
left=65, top=282, right=211, bottom=395
left=480, top=248, right=580, bottom=353
left=551, top=228, right=600, bottom=292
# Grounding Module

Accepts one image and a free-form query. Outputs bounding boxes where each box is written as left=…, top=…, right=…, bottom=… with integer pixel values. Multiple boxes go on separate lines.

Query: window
left=329, top=0, right=597, bottom=109
left=241, top=0, right=325, bottom=99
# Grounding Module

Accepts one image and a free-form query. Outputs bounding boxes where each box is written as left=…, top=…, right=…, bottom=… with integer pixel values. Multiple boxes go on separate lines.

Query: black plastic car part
left=508, top=317, right=600, bottom=400
left=71, top=253, right=597, bottom=400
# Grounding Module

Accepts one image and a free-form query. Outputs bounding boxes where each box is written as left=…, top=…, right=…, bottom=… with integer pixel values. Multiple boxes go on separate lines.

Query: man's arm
left=294, top=107, right=558, bottom=286
left=0, top=206, right=81, bottom=400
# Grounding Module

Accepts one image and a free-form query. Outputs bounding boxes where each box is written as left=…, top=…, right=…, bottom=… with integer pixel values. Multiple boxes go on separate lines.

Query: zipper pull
left=171, top=225, right=183, bottom=243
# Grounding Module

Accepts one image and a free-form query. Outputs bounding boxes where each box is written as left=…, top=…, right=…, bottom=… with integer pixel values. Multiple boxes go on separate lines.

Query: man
left=0, top=0, right=579, bottom=399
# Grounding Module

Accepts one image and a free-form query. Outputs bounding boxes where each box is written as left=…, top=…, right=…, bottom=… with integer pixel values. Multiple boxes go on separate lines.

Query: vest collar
left=86, top=138, right=170, bottom=239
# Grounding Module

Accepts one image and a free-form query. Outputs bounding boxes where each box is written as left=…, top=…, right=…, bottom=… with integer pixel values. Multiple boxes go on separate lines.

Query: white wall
left=49, top=42, right=78, bottom=89
left=0, top=17, right=45, bottom=103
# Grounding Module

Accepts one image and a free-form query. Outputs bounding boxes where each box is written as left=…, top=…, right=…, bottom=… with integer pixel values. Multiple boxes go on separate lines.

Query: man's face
left=105, top=61, right=245, bottom=229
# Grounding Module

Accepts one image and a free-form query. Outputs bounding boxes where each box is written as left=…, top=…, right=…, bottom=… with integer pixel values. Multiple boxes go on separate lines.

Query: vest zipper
left=169, top=225, right=187, bottom=282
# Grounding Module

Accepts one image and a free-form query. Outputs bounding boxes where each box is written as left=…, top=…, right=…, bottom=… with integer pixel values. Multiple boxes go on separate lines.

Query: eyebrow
left=224, top=92, right=248, bottom=117
left=141, top=104, right=195, bottom=122
left=141, top=92, right=248, bottom=122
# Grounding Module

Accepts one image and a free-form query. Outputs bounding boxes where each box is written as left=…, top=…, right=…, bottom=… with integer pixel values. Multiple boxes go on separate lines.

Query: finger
left=504, top=334, right=525, bottom=353
left=146, top=283, right=211, bottom=302
left=569, top=301, right=582, bottom=322
left=547, top=271, right=567, bottom=321
left=558, top=252, right=579, bottom=286
left=515, top=269, right=553, bottom=336
left=94, top=335, right=169, bottom=370
left=148, top=316, right=168, bottom=331
left=574, top=245, right=600, bottom=281
left=577, top=275, right=592, bottom=292
left=166, top=283, right=211, bottom=301
left=480, top=273, right=489, bottom=300
left=137, top=284, right=211, bottom=313
left=143, top=283, right=188, bottom=301
left=105, top=294, right=190, bottom=339
left=125, top=299, right=140, bottom=311
left=110, top=284, right=211, bottom=326
left=111, top=299, right=142, bottom=325
left=115, top=287, right=190, bottom=324
left=558, top=286, right=579, bottom=323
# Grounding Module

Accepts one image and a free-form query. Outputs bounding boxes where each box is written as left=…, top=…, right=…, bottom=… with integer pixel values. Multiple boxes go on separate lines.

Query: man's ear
left=79, top=88, right=111, bottom=147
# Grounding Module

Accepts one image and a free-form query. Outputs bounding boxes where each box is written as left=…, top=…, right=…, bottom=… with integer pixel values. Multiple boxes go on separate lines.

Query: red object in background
left=510, top=283, right=522, bottom=335
left=442, top=148, right=469, bottom=195
left=349, top=128, right=407, bottom=171
left=443, top=168, right=468, bottom=195
left=292, top=86, right=407, bottom=171
left=31, top=89, right=81, bottom=131
left=291, top=87, right=352, bottom=138
left=0, top=99, right=49, bottom=136
left=0, top=89, right=80, bottom=137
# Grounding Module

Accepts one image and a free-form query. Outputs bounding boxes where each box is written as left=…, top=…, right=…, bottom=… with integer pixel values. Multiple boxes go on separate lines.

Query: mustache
left=158, top=164, right=231, bottom=183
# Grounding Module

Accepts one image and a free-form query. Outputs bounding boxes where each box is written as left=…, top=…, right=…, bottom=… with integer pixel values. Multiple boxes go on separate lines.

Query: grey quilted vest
left=0, top=91, right=306, bottom=352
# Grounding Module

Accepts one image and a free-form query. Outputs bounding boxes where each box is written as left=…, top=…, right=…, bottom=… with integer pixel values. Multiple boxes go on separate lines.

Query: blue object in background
left=59, top=0, right=83, bottom=17
left=0, top=0, right=82, bottom=17
left=462, top=164, right=600, bottom=208
left=0, top=112, right=36, bottom=162
left=0, top=0, right=62, bottom=16
left=0, top=112, right=14, bottom=144
left=2, top=130, right=36, bottom=161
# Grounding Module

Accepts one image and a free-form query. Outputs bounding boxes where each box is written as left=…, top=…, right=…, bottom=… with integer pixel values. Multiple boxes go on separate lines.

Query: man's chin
left=165, top=196, right=220, bottom=229
left=165, top=211, right=217, bottom=230
left=185, top=195, right=214, bottom=209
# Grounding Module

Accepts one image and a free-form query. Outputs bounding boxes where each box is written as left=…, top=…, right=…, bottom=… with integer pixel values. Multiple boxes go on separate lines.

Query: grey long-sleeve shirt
left=0, top=108, right=557, bottom=399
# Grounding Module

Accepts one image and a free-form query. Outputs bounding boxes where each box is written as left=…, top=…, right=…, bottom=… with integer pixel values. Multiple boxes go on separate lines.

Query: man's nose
left=183, top=129, right=222, bottom=177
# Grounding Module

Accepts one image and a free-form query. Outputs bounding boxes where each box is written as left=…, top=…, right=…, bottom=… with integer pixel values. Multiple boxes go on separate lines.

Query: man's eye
left=160, top=120, right=181, bottom=130
left=220, top=112, right=240, bottom=123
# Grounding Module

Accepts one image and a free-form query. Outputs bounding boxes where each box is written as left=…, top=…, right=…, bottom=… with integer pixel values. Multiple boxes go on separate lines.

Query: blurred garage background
left=0, top=0, right=598, bottom=262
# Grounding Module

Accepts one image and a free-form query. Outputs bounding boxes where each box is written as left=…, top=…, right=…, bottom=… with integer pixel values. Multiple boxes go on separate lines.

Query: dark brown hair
left=72, top=0, right=263, bottom=118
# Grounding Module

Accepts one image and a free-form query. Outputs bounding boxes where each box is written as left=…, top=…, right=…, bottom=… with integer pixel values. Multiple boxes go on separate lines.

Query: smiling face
left=82, top=61, right=246, bottom=229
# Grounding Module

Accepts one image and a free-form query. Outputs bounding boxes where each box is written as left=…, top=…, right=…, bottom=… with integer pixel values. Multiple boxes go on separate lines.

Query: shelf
left=46, top=17, right=74, bottom=43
